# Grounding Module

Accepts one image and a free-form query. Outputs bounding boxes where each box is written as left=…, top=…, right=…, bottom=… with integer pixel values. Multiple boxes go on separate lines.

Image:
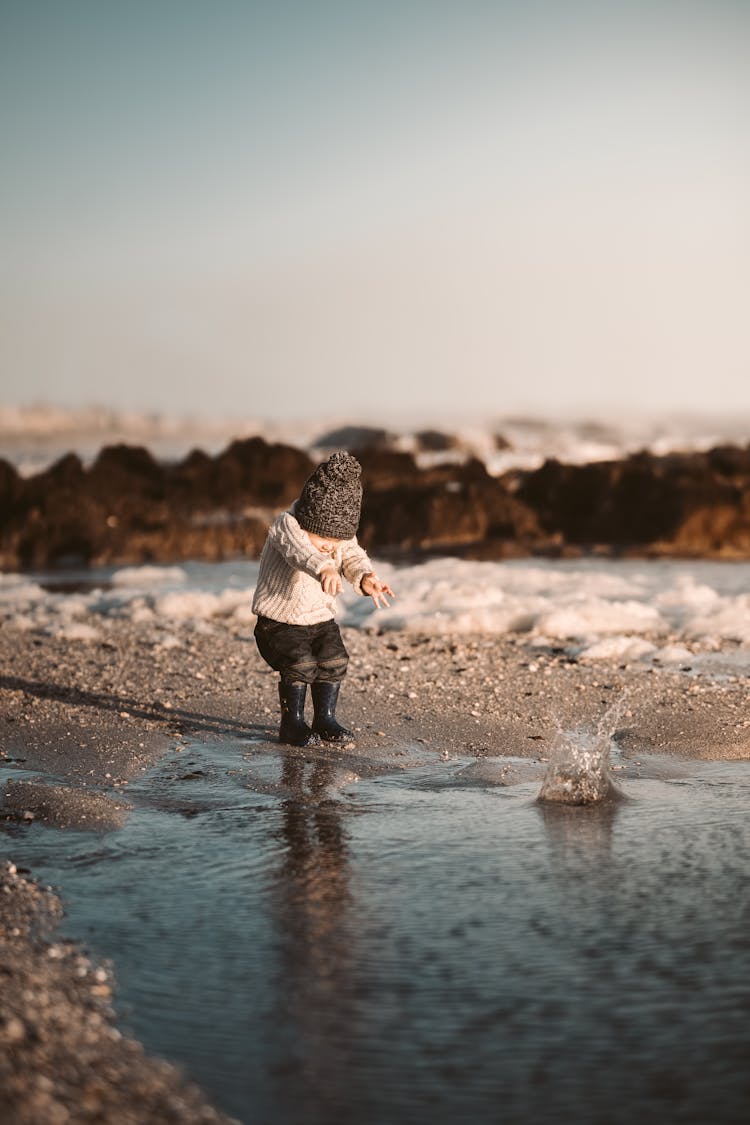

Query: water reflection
left=270, top=754, right=359, bottom=1123
left=5, top=743, right=750, bottom=1124
left=537, top=798, right=619, bottom=869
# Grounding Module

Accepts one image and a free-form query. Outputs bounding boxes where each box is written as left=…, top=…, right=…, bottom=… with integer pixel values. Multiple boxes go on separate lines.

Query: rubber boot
left=278, top=681, right=312, bottom=747
left=311, top=681, right=352, bottom=742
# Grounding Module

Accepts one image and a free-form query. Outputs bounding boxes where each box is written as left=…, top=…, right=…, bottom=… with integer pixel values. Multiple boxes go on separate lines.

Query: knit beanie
left=295, top=451, right=363, bottom=539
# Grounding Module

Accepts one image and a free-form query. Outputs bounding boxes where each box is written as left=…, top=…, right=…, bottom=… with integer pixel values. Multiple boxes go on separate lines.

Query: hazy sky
left=1, top=0, right=748, bottom=423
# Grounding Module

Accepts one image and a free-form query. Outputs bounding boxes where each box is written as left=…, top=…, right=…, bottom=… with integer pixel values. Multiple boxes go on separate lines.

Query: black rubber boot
left=311, top=681, right=352, bottom=743
left=278, top=681, right=312, bottom=747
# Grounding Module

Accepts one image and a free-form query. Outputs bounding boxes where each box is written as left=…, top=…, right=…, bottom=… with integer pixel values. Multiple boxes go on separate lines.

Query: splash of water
left=537, top=695, right=629, bottom=805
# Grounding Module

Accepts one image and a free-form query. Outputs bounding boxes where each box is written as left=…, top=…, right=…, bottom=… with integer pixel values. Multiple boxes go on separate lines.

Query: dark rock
left=0, top=437, right=313, bottom=569
left=211, top=437, right=313, bottom=507
left=21, top=453, right=87, bottom=517
left=357, top=448, right=423, bottom=491
left=313, top=425, right=396, bottom=452
left=13, top=454, right=101, bottom=568
left=165, top=447, right=215, bottom=510
left=516, top=448, right=750, bottom=555
left=5, top=438, right=750, bottom=569
left=0, top=458, right=22, bottom=528
left=706, top=444, right=750, bottom=480
left=359, top=456, right=543, bottom=556
left=414, top=430, right=459, bottom=453
left=88, top=444, right=165, bottom=503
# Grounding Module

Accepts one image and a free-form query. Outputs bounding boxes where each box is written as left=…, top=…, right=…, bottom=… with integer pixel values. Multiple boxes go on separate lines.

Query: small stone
left=2, top=1017, right=26, bottom=1042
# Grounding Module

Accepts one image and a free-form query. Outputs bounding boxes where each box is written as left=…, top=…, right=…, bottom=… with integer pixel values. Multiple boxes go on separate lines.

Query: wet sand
left=2, top=617, right=749, bottom=1121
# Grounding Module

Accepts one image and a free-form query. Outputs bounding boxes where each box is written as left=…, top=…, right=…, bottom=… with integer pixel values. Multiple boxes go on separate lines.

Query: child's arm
left=268, top=512, right=334, bottom=578
left=340, top=539, right=376, bottom=594
left=340, top=540, right=395, bottom=607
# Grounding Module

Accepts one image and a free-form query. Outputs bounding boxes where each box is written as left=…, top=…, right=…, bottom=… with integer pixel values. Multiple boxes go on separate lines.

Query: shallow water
left=3, top=739, right=750, bottom=1125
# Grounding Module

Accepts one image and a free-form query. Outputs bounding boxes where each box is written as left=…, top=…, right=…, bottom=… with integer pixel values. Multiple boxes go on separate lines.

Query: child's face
left=306, top=531, right=343, bottom=555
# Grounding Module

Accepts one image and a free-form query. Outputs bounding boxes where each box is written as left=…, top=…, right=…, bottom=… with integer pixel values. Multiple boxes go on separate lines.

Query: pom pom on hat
left=295, top=451, right=363, bottom=539
left=323, top=451, right=360, bottom=481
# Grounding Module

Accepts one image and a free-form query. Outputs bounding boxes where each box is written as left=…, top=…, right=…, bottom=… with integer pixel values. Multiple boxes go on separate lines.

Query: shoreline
left=2, top=617, right=750, bottom=1121
left=3, top=618, right=749, bottom=780
left=0, top=859, right=237, bottom=1124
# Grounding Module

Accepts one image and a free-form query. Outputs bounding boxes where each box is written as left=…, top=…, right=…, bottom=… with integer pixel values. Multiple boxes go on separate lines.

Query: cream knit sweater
left=251, top=509, right=374, bottom=625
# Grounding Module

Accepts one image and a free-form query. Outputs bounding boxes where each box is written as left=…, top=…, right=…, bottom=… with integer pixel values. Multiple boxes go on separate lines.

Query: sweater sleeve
left=340, top=537, right=374, bottom=595
left=267, top=512, right=332, bottom=578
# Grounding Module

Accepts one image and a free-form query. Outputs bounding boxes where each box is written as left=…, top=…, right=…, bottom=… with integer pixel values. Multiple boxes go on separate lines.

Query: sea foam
left=2, top=557, right=750, bottom=671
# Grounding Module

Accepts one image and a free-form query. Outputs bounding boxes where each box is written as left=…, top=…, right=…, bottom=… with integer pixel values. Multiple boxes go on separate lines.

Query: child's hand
left=361, top=572, right=395, bottom=609
left=320, top=567, right=343, bottom=596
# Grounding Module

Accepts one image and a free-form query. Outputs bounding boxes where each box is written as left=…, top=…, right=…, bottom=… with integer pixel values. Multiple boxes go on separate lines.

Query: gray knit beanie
left=295, top=451, right=363, bottom=539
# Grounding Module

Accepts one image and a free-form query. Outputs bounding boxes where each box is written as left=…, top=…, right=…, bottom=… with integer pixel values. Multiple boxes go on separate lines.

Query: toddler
left=252, top=451, right=394, bottom=746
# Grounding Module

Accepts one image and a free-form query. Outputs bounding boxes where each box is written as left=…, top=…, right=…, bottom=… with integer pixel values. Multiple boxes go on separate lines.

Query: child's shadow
left=0, top=674, right=274, bottom=743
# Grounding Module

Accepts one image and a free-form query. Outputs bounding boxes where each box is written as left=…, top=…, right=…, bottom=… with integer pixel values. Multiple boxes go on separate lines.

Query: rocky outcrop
left=2, top=438, right=750, bottom=570
left=358, top=452, right=546, bottom=557
left=514, top=447, right=750, bottom=556
left=0, top=439, right=314, bottom=569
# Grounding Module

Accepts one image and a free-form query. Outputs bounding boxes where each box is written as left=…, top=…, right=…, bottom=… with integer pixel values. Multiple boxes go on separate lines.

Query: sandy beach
left=4, top=0, right=750, bottom=1113
left=2, top=615, right=750, bottom=1121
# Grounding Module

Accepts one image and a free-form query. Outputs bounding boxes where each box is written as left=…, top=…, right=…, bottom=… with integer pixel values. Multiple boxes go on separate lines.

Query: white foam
left=111, top=565, right=188, bottom=587
left=684, top=600, right=750, bottom=645
left=0, top=574, right=46, bottom=604
left=536, top=600, right=665, bottom=641
left=343, top=558, right=666, bottom=640
left=131, top=605, right=156, bottom=624
left=6, top=614, right=35, bottom=632
left=654, top=645, right=695, bottom=665
left=579, top=636, right=657, bottom=663
left=152, top=588, right=253, bottom=622
left=156, top=634, right=182, bottom=650
left=55, top=595, right=90, bottom=622
left=2, top=557, right=750, bottom=671
left=54, top=622, right=100, bottom=642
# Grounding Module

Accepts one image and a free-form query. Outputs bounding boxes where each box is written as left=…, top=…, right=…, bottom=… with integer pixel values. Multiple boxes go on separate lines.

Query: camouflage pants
left=254, top=616, right=349, bottom=684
